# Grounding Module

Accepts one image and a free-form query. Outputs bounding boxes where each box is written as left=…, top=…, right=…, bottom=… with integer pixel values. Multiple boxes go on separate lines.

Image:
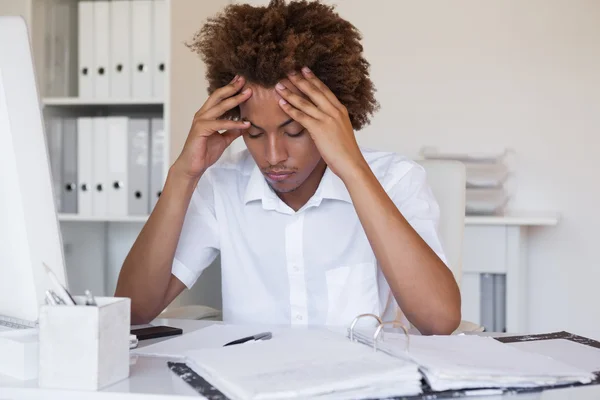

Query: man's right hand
left=173, top=75, right=252, bottom=180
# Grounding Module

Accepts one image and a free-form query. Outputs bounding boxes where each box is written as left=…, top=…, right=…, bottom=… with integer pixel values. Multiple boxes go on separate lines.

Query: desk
left=0, top=319, right=597, bottom=400
left=462, top=212, right=560, bottom=333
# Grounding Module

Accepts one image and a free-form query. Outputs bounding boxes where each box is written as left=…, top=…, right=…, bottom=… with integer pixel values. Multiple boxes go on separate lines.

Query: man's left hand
left=276, top=67, right=366, bottom=179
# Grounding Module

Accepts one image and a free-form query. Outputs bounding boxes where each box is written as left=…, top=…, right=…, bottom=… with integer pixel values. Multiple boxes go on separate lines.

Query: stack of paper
left=352, top=330, right=595, bottom=391
left=183, top=328, right=422, bottom=400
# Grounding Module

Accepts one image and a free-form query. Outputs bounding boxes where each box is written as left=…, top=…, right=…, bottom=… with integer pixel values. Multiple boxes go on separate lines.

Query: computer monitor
left=0, top=16, right=68, bottom=327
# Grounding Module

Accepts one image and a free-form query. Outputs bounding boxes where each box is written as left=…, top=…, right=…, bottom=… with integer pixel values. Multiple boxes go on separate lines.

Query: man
left=115, top=0, right=461, bottom=335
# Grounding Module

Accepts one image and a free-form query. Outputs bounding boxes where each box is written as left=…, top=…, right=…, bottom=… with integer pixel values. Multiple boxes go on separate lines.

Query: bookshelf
left=1, top=0, right=227, bottom=310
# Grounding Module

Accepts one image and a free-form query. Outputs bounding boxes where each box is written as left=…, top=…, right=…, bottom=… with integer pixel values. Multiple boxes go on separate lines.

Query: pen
left=45, top=290, right=58, bottom=305
left=85, top=290, right=97, bottom=306
left=223, top=332, right=272, bottom=346
left=43, top=262, right=76, bottom=305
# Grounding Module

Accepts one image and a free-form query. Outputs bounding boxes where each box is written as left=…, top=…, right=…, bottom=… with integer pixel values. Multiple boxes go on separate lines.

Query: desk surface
left=1, top=319, right=598, bottom=400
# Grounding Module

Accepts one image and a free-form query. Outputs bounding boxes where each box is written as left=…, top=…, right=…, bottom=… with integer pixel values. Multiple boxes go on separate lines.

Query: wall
left=228, top=0, right=600, bottom=337
left=327, top=0, right=600, bottom=337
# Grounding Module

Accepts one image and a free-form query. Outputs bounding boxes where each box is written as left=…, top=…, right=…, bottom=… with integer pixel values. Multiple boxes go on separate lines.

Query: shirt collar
left=243, top=164, right=352, bottom=211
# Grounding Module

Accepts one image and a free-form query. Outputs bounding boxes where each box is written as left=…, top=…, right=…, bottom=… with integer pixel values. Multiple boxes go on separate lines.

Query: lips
left=265, top=171, right=294, bottom=182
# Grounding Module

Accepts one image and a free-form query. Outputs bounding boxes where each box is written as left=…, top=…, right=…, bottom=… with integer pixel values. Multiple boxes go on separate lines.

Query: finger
left=195, top=119, right=250, bottom=137
left=300, top=67, right=345, bottom=110
left=278, top=98, right=318, bottom=130
left=197, top=76, right=246, bottom=116
left=202, top=87, right=252, bottom=120
left=286, top=70, right=340, bottom=117
left=275, top=82, right=325, bottom=120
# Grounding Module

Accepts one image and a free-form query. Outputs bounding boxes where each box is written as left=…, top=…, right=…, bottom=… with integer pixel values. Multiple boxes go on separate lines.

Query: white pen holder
left=38, top=296, right=131, bottom=391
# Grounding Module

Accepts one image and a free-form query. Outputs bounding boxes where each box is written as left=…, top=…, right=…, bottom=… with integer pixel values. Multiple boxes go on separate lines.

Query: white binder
left=149, top=118, right=165, bottom=211
left=110, top=0, right=132, bottom=99
left=128, top=118, right=150, bottom=215
left=92, top=117, right=109, bottom=216
left=151, top=0, right=166, bottom=99
left=107, top=117, right=129, bottom=216
left=93, top=1, right=110, bottom=99
left=131, top=0, right=153, bottom=98
left=77, top=117, right=94, bottom=216
left=77, top=1, right=94, bottom=98
left=61, top=118, right=78, bottom=214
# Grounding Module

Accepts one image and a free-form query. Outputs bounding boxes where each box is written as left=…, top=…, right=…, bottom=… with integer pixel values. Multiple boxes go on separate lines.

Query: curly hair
left=187, top=0, right=379, bottom=131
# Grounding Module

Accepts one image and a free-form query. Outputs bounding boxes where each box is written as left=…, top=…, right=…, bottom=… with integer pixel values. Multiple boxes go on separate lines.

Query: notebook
left=351, top=329, right=594, bottom=391
left=182, top=328, right=422, bottom=400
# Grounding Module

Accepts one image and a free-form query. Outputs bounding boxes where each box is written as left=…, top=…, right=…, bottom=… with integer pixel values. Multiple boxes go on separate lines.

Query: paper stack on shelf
left=421, top=147, right=512, bottom=215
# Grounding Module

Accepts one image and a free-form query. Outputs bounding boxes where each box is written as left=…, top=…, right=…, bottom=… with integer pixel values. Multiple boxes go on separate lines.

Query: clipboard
left=167, top=326, right=600, bottom=400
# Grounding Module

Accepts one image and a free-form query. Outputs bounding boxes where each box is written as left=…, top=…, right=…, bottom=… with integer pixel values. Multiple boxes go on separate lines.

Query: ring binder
left=348, top=313, right=410, bottom=353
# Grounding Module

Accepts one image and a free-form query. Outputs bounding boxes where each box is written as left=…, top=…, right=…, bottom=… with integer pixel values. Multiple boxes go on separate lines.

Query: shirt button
left=296, top=314, right=303, bottom=321
left=292, top=265, right=300, bottom=272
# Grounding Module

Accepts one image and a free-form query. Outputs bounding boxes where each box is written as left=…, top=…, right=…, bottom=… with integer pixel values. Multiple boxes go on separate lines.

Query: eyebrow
left=248, top=119, right=294, bottom=131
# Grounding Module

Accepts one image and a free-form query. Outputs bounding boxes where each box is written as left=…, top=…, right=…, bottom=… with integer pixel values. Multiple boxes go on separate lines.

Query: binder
left=107, top=117, right=129, bottom=216
left=61, top=118, right=78, bottom=214
left=151, top=0, right=166, bottom=99
left=77, top=117, right=94, bottom=216
left=480, top=273, right=495, bottom=332
left=46, top=117, right=63, bottom=212
left=93, top=1, right=110, bottom=99
left=131, top=0, right=153, bottom=98
left=109, top=0, right=132, bottom=99
left=77, top=1, right=94, bottom=98
left=128, top=118, right=150, bottom=215
left=92, top=117, right=109, bottom=216
left=149, top=118, right=165, bottom=211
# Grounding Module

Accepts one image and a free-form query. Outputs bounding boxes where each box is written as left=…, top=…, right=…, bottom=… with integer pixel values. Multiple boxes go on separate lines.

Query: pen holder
left=38, top=296, right=131, bottom=391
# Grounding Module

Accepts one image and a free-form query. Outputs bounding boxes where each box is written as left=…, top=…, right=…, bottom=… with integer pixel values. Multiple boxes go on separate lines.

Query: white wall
left=325, top=0, right=600, bottom=337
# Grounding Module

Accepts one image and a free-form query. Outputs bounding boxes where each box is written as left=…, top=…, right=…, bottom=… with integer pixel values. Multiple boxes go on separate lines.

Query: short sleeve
left=172, top=172, right=220, bottom=289
left=377, top=158, right=448, bottom=323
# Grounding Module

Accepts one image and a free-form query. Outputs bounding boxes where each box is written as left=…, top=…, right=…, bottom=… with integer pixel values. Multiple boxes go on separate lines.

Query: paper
left=133, top=324, right=299, bottom=358
left=184, top=328, right=421, bottom=400
left=352, top=330, right=595, bottom=391
left=509, top=339, right=600, bottom=373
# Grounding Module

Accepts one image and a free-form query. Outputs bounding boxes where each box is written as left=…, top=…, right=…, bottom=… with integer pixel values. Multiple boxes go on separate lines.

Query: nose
left=265, top=133, right=288, bottom=167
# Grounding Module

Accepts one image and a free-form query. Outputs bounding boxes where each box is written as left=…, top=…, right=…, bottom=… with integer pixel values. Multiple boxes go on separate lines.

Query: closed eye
left=247, top=131, right=263, bottom=139
left=286, top=129, right=306, bottom=138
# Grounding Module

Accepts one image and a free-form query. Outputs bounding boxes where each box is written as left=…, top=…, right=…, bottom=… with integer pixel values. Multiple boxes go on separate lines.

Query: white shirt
left=172, top=148, right=446, bottom=327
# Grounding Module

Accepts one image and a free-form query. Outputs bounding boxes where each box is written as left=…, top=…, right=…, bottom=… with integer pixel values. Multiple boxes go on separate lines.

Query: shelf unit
left=0, top=0, right=231, bottom=312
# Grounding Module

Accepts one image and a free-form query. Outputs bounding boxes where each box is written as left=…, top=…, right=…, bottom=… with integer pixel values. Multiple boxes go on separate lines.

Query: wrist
left=337, top=156, right=371, bottom=184
left=167, top=164, right=203, bottom=194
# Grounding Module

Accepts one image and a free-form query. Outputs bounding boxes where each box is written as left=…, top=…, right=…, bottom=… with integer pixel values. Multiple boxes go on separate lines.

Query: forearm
left=341, top=162, right=461, bottom=335
left=115, top=166, right=200, bottom=323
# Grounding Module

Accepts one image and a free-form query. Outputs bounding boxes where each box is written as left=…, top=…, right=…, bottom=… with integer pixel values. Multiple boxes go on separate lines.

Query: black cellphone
left=130, top=325, right=183, bottom=341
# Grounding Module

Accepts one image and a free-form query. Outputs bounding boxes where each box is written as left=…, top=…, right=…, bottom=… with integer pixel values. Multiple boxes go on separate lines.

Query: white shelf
left=58, top=214, right=148, bottom=223
left=465, top=211, right=560, bottom=226
left=43, top=97, right=164, bottom=106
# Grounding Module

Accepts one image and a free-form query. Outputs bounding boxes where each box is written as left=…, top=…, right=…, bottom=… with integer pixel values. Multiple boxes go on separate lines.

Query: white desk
left=1, top=318, right=598, bottom=400
left=461, top=212, right=560, bottom=333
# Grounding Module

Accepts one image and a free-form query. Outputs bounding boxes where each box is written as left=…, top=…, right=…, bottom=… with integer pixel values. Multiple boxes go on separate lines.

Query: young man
left=115, top=0, right=461, bottom=334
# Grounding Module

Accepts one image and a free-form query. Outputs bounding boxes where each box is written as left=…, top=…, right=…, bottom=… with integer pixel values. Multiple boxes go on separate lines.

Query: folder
left=149, top=118, right=165, bottom=211
left=128, top=118, right=150, bottom=215
left=93, top=1, right=110, bottom=99
left=61, top=118, right=78, bottom=214
left=92, top=117, right=109, bottom=216
left=151, top=0, right=166, bottom=99
left=109, top=0, right=132, bottom=99
left=131, top=0, right=153, bottom=98
left=107, top=117, right=129, bottom=216
left=46, top=117, right=63, bottom=212
left=77, top=1, right=94, bottom=98
left=77, top=117, right=94, bottom=216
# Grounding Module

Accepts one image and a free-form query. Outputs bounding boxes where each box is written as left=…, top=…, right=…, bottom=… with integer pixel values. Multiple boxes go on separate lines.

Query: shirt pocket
left=325, top=262, right=380, bottom=326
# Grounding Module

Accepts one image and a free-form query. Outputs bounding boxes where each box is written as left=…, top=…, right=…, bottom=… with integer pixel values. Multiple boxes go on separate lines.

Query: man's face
left=239, top=82, right=324, bottom=194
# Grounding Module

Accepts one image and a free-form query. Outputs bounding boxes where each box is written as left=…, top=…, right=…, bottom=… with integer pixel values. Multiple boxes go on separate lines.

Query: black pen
left=223, top=332, right=273, bottom=347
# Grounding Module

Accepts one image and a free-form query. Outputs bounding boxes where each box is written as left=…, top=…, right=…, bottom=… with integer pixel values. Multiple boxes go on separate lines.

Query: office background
left=1, top=0, right=599, bottom=339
